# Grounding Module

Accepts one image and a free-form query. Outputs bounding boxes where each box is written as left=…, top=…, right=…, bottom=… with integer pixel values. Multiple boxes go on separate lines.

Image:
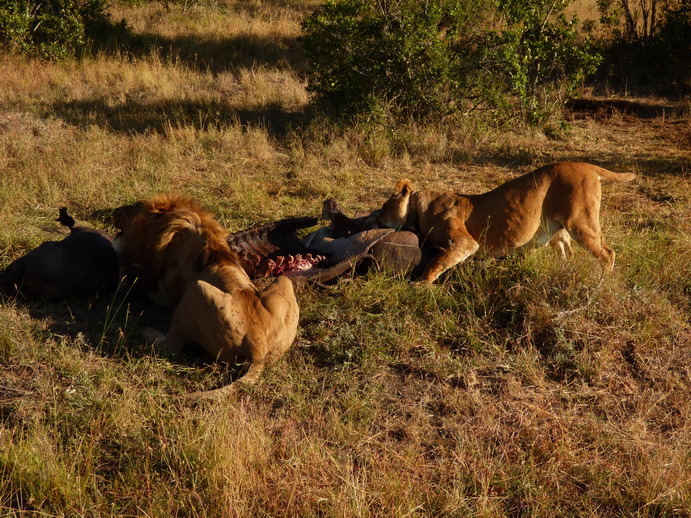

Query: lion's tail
left=593, top=165, right=636, bottom=182
left=183, top=362, right=262, bottom=401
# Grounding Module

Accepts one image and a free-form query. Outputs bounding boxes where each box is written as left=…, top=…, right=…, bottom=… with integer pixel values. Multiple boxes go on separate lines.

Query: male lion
left=113, top=194, right=300, bottom=395
left=376, top=162, right=635, bottom=283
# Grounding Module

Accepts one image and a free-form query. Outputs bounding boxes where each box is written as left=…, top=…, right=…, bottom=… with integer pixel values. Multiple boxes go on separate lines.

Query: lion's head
left=113, top=194, right=242, bottom=306
left=376, top=179, right=414, bottom=230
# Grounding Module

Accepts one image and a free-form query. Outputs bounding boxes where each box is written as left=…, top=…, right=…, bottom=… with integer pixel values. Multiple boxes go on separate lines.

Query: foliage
left=597, top=0, right=661, bottom=41
left=302, top=0, right=602, bottom=125
left=0, top=0, right=122, bottom=60
left=595, top=0, right=690, bottom=94
left=649, top=4, right=691, bottom=92
left=301, top=0, right=493, bottom=122
left=486, top=0, right=602, bottom=123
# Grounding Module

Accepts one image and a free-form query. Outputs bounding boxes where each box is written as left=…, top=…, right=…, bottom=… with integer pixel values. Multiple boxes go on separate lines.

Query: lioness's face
left=377, top=179, right=414, bottom=229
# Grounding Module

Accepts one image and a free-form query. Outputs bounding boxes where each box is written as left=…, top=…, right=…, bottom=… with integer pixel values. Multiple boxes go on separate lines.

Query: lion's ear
left=394, top=179, right=414, bottom=196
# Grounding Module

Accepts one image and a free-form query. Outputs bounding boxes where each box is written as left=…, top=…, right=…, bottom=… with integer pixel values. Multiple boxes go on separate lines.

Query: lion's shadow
left=13, top=281, right=248, bottom=384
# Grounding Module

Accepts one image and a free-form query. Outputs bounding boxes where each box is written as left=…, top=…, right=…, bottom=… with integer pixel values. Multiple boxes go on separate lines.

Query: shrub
left=650, top=5, right=691, bottom=93
left=301, top=0, right=493, bottom=122
left=485, top=0, right=602, bottom=123
left=302, top=0, right=602, bottom=125
left=0, top=0, right=121, bottom=60
left=595, top=0, right=690, bottom=94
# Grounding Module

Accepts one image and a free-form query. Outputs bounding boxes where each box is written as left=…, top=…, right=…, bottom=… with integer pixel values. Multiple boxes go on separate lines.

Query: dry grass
left=1, top=1, right=690, bottom=516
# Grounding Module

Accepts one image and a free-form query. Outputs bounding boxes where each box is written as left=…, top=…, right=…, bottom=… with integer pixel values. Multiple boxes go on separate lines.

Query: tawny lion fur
left=376, top=162, right=635, bottom=283
left=113, top=194, right=299, bottom=396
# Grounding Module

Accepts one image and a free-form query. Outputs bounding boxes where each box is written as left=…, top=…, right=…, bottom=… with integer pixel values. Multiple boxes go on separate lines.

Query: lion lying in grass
left=376, top=162, right=635, bottom=283
left=113, top=194, right=299, bottom=396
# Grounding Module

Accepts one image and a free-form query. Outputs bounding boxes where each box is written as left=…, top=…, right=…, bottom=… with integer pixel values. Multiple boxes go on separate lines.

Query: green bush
left=650, top=6, right=691, bottom=93
left=301, top=0, right=493, bottom=122
left=486, top=0, right=602, bottom=123
left=302, top=0, right=602, bottom=125
left=0, top=0, right=120, bottom=60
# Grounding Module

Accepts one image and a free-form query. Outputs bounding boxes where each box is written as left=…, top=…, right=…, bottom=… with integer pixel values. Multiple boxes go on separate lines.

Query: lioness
left=113, top=194, right=300, bottom=394
left=376, top=162, right=635, bottom=283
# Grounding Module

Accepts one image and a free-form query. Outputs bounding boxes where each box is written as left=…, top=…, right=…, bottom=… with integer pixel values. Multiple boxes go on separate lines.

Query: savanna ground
left=1, top=0, right=690, bottom=516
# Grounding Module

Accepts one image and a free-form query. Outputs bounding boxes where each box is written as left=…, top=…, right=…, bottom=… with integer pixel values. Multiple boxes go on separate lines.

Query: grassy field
left=1, top=1, right=690, bottom=516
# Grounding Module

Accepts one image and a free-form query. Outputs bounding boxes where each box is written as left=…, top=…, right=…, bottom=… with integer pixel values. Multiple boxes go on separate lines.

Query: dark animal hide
left=321, top=198, right=379, bottom=238
left=0, top=208, right=119, bottom=301
left=226, top=200, right=422, bottom=287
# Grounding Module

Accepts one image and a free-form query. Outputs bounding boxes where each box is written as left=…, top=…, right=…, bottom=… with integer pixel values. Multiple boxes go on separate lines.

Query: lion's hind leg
left=257, top=275, right=300, bottom=360
left=181, top=276, right=298, bottom=401
left=513, top=221, right=572, bottom=260
left=548, top=228, right=573, bottom=259
left=564, top=222, right=615, bottom=272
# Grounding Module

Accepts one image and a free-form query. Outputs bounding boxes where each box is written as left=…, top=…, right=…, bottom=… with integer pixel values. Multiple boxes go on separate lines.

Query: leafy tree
left=302, top=0, right=493, bottom=121
left=595, top=0, right=689, bottom=93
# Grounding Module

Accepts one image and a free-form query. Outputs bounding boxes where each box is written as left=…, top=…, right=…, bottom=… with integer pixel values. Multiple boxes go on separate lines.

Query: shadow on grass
left=10, top=283, right=245, bottom=381
left=462, top=97, right=689, bottom=174
left=467, top=140, right=688, bottom=178
left=88, top=8, right=310, bottom=76
left=566, top=98, right=688, bottom=120
left=552, top=153, right=688, bottom=177
left=54, top=24, right=315, bottom=136
left=46, top=98, right=312, bottom=137
left=123, top=32, right=309, bottom=75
